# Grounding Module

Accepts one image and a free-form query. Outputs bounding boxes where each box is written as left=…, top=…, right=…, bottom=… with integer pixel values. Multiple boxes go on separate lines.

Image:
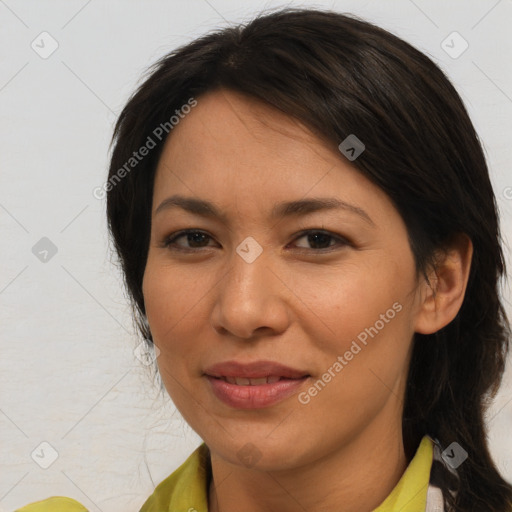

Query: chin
left=206, top=429, right=309, bottom=471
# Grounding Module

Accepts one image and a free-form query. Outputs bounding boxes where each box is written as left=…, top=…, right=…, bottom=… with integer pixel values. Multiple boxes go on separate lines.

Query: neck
left=208, top=418, right=408, bottom=512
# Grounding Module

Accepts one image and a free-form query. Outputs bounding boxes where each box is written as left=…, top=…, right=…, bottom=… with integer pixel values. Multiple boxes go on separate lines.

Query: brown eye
left=163, top=230, right=217, bottom=250
left=291, top=230, right=349, bottom=251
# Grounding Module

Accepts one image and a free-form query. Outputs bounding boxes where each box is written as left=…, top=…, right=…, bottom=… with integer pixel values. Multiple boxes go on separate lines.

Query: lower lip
left=206, top=376, right=309, bottom=409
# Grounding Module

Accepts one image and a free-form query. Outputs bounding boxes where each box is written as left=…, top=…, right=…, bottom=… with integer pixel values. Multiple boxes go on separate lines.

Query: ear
left=414, top=233, right=473, bottom=335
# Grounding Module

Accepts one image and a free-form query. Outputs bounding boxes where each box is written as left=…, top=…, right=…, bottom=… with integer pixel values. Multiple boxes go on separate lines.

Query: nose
left=210, top=247, right=291, bottom=340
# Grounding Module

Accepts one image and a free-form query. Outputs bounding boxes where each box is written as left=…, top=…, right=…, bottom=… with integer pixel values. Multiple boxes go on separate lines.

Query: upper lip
left=204, top=360, right=309, bottom=379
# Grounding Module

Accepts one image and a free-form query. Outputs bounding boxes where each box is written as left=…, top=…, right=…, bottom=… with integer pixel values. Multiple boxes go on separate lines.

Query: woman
left=18, top=7, right=512, bottom=512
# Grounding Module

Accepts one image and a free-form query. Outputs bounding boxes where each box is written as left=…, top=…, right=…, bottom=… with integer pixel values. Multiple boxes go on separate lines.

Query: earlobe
left=414, top=233, right=473, bottom=335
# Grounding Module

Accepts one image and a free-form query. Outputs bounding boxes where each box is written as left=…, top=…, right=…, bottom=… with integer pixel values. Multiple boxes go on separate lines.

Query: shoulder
left=14, top=496, right=88, bottom=511
left=16, top=444, right=210, bottom=512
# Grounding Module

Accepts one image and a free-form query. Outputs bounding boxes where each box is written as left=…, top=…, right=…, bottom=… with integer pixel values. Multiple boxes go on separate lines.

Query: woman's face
left=142, top=88, right=427, bottom=470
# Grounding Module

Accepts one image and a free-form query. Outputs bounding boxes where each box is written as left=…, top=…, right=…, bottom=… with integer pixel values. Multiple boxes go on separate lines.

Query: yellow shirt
left=16, top=436, right=435, bottom=512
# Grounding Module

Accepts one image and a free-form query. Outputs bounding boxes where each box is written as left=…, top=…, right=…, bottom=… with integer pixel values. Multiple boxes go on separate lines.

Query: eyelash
left=160, top=228, right=351, bottom=253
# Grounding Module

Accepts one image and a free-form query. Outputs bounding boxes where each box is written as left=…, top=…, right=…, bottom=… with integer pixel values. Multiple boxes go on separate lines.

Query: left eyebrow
left=154, top=194, right=375, bottom=227
left=270, top=197, right=375, bottom=226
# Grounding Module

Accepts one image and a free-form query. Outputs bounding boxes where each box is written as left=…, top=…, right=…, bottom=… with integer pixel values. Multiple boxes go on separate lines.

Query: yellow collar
left=140, top=435, right=435, bottom=511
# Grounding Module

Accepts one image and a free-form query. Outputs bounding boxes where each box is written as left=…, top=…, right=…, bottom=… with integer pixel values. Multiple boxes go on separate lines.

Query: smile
left=205, top=374, right=310, bottom=409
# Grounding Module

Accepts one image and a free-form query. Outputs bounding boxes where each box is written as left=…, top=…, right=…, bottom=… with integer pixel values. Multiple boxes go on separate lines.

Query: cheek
left=142, top=263, right=212, bottom=387
left=310, top=267, right=413, bottom=395
left=293, top=261, right=415, bottom=415
left=142, top=265, right=206, bottom=409
left=295, top=258, right=407, bottom=350
left=143, top=265, right=216, bottom=435
left=143, top=261, right=207, bottom=336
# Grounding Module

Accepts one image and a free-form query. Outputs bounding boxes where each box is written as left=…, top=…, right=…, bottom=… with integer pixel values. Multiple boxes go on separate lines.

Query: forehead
left=156, top=88, right=338, bottom=178
left=151, top=88, right=392, bottom=224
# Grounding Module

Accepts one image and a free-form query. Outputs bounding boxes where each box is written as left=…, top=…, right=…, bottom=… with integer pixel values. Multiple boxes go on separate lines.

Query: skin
left=142, top=88, right=473, bottom=512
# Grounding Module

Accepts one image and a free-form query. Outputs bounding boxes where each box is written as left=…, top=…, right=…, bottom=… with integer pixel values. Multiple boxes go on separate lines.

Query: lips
left=204, top=360, right=308, bottom=380
left=204, top=360, right=310, bottom=409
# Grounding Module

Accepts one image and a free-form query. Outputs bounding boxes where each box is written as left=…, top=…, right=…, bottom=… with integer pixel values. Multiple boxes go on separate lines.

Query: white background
left=1, top=0, right=512, bottom=510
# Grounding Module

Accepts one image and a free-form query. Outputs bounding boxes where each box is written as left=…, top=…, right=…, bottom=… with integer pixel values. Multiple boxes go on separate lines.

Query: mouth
left=212, top=375, right=307, bottom=385
left=203, top=360, right=310, bottom=409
